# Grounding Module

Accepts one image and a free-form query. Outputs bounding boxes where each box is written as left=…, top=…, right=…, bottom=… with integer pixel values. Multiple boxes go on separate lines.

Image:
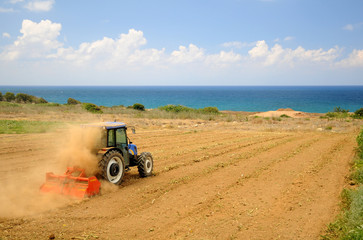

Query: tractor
left=89, top=122, right=154, bottom=184
left=40, top=122, right=153, bottom=198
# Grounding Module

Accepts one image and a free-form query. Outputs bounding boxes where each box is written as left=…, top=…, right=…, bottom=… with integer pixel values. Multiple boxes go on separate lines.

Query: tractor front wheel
left=99, top=150, right=125, bottom=185
left=137, top=152, right=153, bottom=178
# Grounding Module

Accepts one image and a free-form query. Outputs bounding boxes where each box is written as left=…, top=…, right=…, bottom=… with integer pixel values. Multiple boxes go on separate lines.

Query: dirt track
left=0, top=123, right=358, bottom=240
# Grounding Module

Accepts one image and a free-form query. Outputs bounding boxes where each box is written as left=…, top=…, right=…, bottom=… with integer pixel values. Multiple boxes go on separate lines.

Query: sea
left=0, top=86, right=362, bottom=113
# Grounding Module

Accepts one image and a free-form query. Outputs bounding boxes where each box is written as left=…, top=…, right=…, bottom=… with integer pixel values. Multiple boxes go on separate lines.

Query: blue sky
left=0, top=0, right=363, bottom=85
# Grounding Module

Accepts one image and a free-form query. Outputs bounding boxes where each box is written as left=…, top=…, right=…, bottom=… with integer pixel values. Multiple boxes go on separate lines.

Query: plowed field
left=0, top=121, right=359, bottom=240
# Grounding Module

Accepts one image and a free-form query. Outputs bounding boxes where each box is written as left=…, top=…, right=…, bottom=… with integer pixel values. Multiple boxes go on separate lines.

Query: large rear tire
left=137, top=152, right=153, bottom=178
left=99, top=150, right=125, bottom=185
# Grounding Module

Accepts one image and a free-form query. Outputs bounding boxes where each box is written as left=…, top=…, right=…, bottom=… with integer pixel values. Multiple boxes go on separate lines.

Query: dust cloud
left=56, top=126, right=104, bottom=176
left=0, top=125, right=106, bottom=218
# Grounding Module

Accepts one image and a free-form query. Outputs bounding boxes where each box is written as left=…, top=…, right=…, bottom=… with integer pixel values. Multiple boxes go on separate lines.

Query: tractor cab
left=82, top=122, right=153, bottom=184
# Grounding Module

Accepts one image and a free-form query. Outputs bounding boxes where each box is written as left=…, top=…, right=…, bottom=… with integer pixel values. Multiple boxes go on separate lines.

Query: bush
left=132, top=103, right=145, bottom=111
left=0, top=91, right=2, bottom=101
left=354, top=108, right=363, bottom=118
left=4, top=92, right=15, bottom=102
left=158, top=104, right=193, bottom=113
left=334, top=106, right=349, bottom=113
left=37, top=97, right=48, bottom=104
left=158, top=104, right=219, bottom=114
left=15, top=93, right=35, bottom=103
left=201, top=106, right=219, bottom=114
left=280, top=114, right=291, bottom=118
left=82, top=103, right=103, bottom=114
left=67, top=97, right=81, bottom=105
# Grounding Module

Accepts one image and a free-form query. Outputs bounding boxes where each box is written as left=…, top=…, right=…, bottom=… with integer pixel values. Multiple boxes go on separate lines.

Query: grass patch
left=0, top=119, right=62, bottom=134
left=325, top=125, right=333, bottom=130
left=322, top=128, right=363, bottom=239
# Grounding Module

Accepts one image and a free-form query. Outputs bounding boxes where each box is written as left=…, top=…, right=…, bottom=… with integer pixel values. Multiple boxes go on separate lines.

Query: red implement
left=40, top=167, right=101, bottom=198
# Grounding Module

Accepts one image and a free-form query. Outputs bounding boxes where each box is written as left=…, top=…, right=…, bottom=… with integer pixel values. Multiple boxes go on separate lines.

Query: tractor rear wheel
left=99, top=150, right=125, bottom=185
left=137, top=152, right=153, bottom=177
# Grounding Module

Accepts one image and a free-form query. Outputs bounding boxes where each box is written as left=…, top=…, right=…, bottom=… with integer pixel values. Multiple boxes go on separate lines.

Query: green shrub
left=4, top=92, right=15, bottom=102
left=132, top=103, right=145, bottom=111
left=15, top=93, right=36, bottom=103
left=0, top=91, right=3, bottom=101
left=67, top=97, right=81, bottom=105
left=354, top=108, right=363, bottom=119
left=325, top=125, right=333, bottom=130
left=82, top=103, right=103, bottom=114
left=334, top=106, right=349, bottom=113
left=325, top=111, right=349, bottom=119
left=201, top=106, right=219, bottom=114
left=158, top=104, right=219, bottom=114
left=158, top=104, right=193, bottom=113
left=37, top=97, right=48, bottom=104
left=280, top=114, right=291, bottom=118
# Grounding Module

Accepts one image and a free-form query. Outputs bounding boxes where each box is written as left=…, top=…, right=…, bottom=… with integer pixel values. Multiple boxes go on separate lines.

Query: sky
left=0, top=0, right=363, bottom=86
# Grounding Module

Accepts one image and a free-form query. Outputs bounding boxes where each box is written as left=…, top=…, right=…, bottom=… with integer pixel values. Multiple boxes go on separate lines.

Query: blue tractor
left=84, top=122, right=153, bottom=185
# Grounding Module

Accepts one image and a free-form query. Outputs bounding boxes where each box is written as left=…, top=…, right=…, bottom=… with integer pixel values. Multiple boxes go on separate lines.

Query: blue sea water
left=0, top=86, right=362, bottom=113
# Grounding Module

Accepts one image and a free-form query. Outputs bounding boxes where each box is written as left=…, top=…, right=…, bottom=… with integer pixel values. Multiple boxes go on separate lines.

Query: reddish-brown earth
left=0, top=115, right=360, bottom=240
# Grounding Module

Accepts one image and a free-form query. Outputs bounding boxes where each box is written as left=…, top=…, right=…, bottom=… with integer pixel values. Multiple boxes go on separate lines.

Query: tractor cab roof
left=82, top=122, right=127, bottom=130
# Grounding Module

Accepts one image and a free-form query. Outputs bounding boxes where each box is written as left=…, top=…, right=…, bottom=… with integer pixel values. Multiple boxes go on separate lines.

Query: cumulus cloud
left=248, top=40, right=339, bottom=66
left=1, top=19, right=363, bottom=72
left=1, top=19, right=62, bottom=60
left=337, top=49, right=363, bottom=67
left=25, top=0, right=54, bottom=12
left=205, top=51, right=242, bottom=68
left=51, top=29, right=167, bottom=69
left=248, top=40, right=269, bottom=58
left=169, top=44, right=205, bottom=64
left=2, top=33, right=11, bottom=38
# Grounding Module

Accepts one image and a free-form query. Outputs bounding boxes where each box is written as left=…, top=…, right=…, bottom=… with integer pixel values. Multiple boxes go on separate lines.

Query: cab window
left=116, top=128, right=127, bottom=148
left=107, top=129, right=115, bottom=147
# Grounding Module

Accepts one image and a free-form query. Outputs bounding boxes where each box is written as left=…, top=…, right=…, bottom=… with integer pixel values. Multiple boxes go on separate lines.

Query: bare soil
left=0, top=112, right=361, bottom=240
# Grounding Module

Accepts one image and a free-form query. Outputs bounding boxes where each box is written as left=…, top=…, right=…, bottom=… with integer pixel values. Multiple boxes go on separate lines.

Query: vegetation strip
left=0, top=119, right=62, bottom=134
left=322, top=129, right=363, bottom=239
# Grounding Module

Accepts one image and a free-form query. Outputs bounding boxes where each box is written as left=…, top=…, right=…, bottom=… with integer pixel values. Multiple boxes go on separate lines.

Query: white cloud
left=205, top=51, right=242, bottom=68
left=1, top=19, right=62, bottom=60
left=2, top=33, right=11, bottom=38
left=248, top=40, right=339, bottom=66
left=25, top=0, right=54, bottom=12
left=337, top=49, right=363, bottom=67
left=343, top=23, right=363, bottom=31
left=1, top=20, right=362, bottom=74
left=248, top=40, right=269, bottom=58
left=343, top=24, right=354, bottom=31
left=0, top=7, right=14, bottom=12
left=170, top=44, right=205, bottom=64
left=284, top=36, right=294, bottom=41
left=222, top=41, right=243, bottom=49
left=51, top=29, right=166, bottom=68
